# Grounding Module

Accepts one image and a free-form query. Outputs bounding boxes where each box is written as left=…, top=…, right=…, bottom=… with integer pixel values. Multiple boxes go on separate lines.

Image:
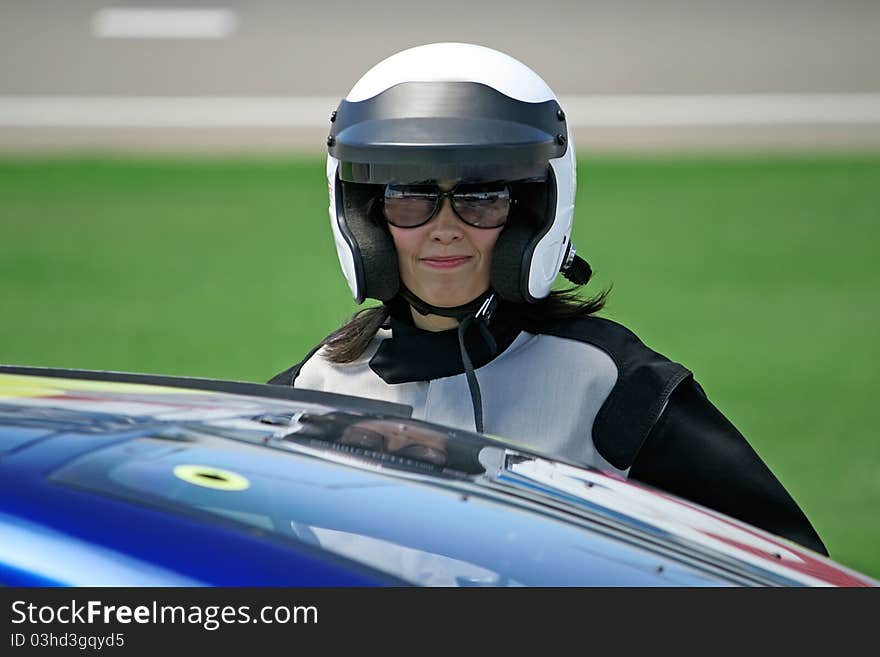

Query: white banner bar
left=2, top=94, right=880, bottom=128
left=92, top=8, right=239, bottom=39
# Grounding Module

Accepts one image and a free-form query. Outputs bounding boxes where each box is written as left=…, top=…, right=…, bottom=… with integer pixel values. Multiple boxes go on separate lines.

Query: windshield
left=49, top=429, right=725, bottom=587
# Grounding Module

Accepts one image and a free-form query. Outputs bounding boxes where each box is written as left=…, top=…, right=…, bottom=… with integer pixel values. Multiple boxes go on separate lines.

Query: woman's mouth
left=420, top=256, right=472, bottom=270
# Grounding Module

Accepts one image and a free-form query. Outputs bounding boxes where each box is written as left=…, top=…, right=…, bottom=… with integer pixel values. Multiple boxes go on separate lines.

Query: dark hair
left=321, top=177, right=611, bottom=363
left=322, top=304, right=393, bottom=364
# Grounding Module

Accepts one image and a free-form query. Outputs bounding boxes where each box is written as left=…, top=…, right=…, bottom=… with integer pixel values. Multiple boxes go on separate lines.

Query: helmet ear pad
left=340, top=181, right=400, bottom=302
left=490, top=220, right=534, bottom=304
left=490, top=179, right=553, bottom=304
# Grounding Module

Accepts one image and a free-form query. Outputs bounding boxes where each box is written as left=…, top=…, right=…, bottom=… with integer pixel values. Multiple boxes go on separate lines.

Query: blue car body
left=0, top=366, right=875, bottom=587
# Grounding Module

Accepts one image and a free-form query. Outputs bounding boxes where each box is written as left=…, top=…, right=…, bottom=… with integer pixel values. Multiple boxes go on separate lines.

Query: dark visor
left=329, top=81, right=567, bottom=184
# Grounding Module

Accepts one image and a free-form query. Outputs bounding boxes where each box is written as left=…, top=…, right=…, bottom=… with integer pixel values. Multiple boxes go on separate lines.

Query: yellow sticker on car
left=173, top=464, right=250, bottom=491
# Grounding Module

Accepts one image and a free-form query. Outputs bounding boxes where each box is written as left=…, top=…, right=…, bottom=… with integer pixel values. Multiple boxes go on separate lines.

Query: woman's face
left=387, top=184, right=503, bottom=308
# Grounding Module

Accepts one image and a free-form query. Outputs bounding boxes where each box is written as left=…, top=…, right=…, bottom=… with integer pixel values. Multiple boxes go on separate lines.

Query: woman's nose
left=429, top=198, right=463, bottom=242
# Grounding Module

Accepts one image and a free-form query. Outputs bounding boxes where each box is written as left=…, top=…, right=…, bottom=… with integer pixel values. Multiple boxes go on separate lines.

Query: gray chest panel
left=296, top=331, right=624, bottom=475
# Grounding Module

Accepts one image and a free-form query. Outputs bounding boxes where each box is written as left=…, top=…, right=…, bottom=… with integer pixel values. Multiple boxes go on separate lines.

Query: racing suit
left=269, top=302, right=827, bottom=555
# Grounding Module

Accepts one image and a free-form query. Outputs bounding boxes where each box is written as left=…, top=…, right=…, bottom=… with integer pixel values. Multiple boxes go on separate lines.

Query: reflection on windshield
left=282, top=412, right=486, bottom=476
left=302, top=525, right=523, bottom=587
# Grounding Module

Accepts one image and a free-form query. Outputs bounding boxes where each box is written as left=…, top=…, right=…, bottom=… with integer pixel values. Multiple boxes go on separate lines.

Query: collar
left=369, top=300, right=523, bottom=384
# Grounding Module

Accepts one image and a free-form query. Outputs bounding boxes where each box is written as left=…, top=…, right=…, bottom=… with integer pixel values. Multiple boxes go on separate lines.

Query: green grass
left=2, top=153, right=879, bottom=579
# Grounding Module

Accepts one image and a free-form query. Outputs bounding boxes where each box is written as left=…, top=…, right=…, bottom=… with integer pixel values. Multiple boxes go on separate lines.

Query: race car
left=0, top=365, right=875, bottom=587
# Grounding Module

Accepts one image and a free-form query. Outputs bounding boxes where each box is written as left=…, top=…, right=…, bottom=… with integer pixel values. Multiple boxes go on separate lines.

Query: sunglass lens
left=453, top=189, right=510, bottom=228
left=383, top=188, right=435, bottom=227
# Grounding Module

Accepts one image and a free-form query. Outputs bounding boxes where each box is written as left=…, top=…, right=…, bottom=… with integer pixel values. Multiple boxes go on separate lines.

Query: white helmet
left=325, top=42, right=579, bottom=305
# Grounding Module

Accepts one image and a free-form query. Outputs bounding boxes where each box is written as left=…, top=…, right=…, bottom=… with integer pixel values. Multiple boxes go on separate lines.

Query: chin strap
left=395, top=284, right=498, bottom=433
left=398, top=285, right=492, bottom=320
left=456, top=294, right=497, bottom=434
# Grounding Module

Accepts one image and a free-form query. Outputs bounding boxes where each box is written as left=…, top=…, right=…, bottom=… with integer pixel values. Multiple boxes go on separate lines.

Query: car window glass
left=49, top=434, right=724, bottom=586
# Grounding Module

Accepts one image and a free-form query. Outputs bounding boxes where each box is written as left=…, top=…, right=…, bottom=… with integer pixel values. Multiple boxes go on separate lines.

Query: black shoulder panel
left=267, top=342, right=325, bottom=386
left=523, top=316, right=692, bottom=470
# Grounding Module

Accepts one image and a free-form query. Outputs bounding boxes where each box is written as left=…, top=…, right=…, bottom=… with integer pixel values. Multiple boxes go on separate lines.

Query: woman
left=270, top=43, right=827, bottom=555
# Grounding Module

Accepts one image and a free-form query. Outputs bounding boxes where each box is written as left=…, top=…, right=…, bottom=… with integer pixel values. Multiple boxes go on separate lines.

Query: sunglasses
left=381, top=183, right=512, bottom=229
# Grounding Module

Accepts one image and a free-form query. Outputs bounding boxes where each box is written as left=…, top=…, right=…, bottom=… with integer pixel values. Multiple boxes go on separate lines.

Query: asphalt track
left=2, top=0, right=879, bottom=152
